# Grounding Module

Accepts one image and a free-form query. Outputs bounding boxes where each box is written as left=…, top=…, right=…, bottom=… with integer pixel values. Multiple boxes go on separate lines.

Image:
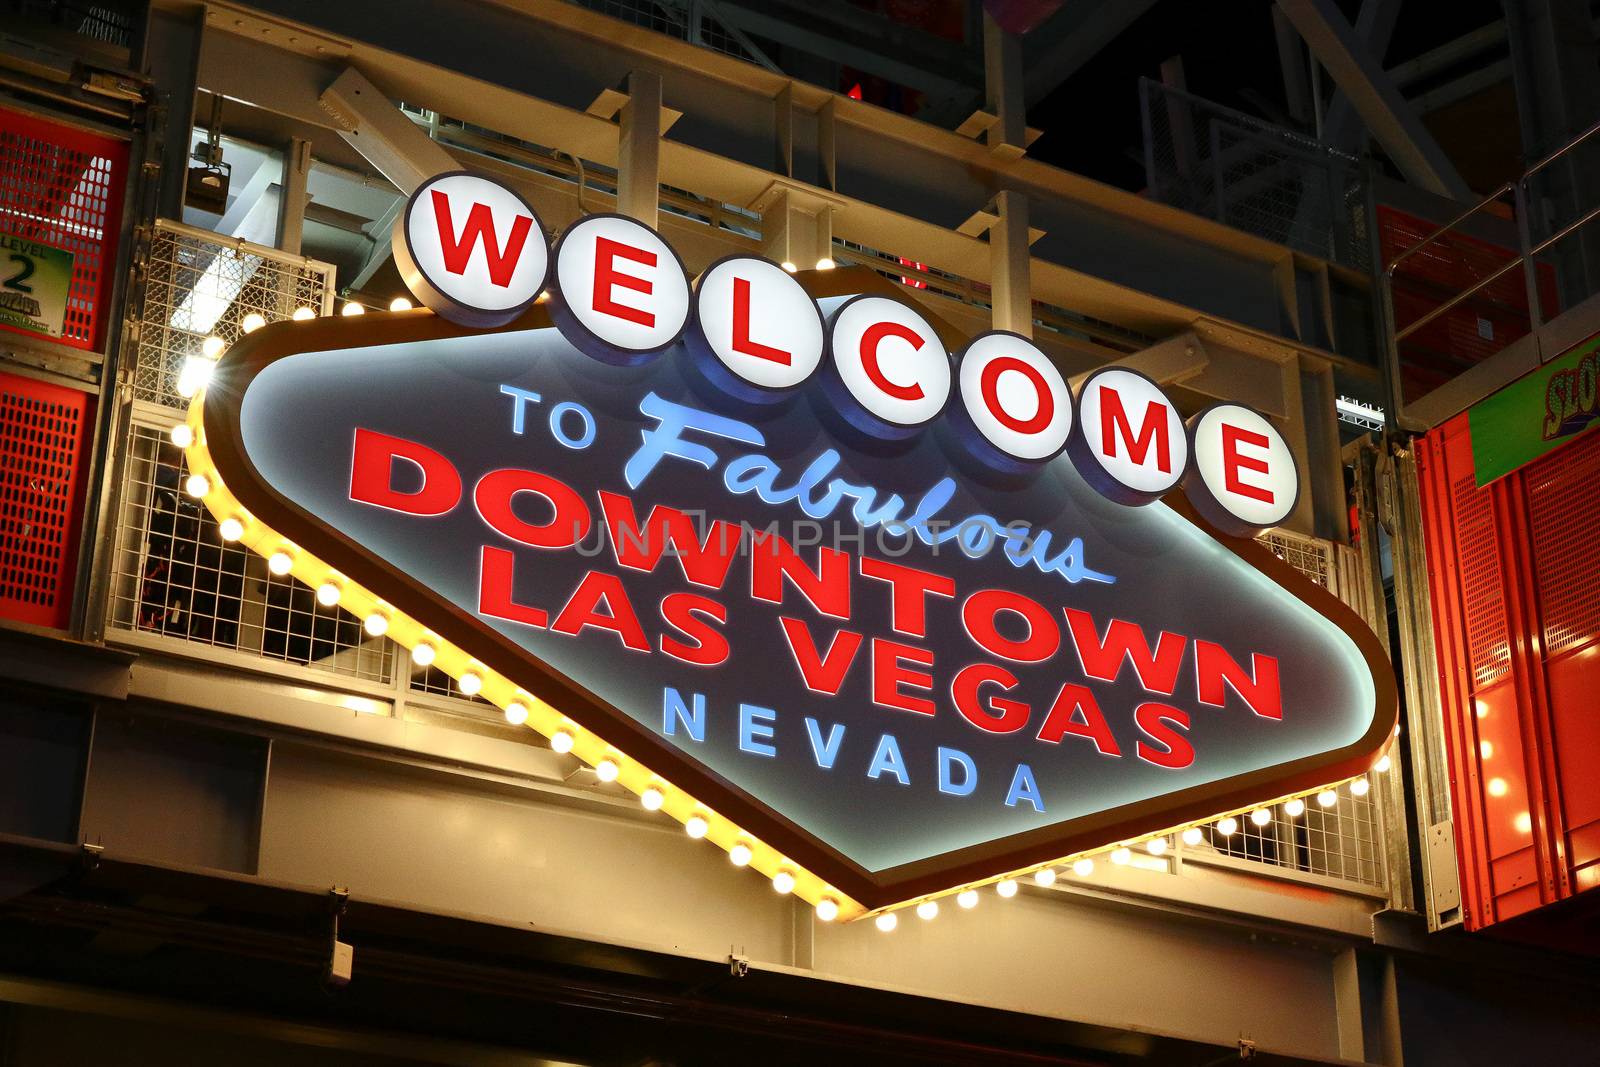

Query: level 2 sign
left=188, top=171, right=1395, bottom=920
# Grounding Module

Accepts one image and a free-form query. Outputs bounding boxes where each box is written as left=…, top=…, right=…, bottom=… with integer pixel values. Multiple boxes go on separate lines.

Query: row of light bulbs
left=178, top=300, right=1397, bottom=927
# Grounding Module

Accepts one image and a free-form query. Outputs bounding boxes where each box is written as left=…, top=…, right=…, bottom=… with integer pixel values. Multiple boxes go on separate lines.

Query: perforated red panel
left=1450, top=472, right=1512, bottom=689
left=1527, top=431, right=1600, bottom=658
left=0, top=370, right=93, bottom=628
left=0, top=105, right=128, bottom=351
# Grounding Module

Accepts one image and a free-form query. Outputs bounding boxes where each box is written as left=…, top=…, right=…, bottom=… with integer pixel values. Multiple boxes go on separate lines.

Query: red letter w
left=431, top=190, right=534, bottom=287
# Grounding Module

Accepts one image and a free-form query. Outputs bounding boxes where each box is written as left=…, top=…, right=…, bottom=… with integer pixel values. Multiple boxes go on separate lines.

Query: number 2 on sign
left=4, top=254, right=34, bottom=293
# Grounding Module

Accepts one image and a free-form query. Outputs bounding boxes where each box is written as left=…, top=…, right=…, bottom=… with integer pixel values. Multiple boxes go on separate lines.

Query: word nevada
left=392, top=172, right=1300, bottom=536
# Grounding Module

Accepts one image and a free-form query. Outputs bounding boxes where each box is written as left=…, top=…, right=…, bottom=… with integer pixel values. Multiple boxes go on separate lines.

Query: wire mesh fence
left=1190, top=783, right=1385, bottom=888
left=563, top=0, right=778, bottom=71
left=1141, top=79, right=1371, bottom=272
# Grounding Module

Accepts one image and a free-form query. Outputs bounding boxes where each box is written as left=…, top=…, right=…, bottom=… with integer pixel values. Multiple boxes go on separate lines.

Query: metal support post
left=988, top=190, right=1032, bottom=336
left=982, top=13, right=1026, bottom=159
left=318, top=67, right=457, bottom=196
left=618, top=70, right=663, bottom=228
left=277, top=138, right=310, bottom=256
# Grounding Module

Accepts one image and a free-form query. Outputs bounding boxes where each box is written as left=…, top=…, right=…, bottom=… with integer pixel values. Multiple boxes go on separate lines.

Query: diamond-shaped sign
left=188, top=270, right=1394, bottom=920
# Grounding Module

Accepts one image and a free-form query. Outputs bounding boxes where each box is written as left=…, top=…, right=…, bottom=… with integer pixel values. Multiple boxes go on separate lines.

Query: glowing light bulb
left=772, top=871, right=795, bottom=894
left=1487, top=776, right=1508, bottom=798
left=316, top=582, right=340, bottom=607
left=685, top=815, right=709, bottom=839
left=342, top=301, right=365, bottom=316
left=1480, top=740, right=1494, bottom=760
left=815, top=898, right=839, bottom=922
left=410, top=642, right=436, bottom=667
left=550, top=729, right=575, bottom=754
left=389, top=296, right=413, bottom=311
left=1350, top=777, right=1370, bottom=797
left=1285, top=798, right=1305, bottom=818
left=1034, top=867, right=1057, bottom=886
left=1514, top=811, right=1532, bottom=834
left=184, top=473, right=210, bottom=498
left=780, top=261, right=797, bottom=273
left=1146, top=837, right=1168, bottom=856
left=201, top=334, right=225, bottom=358
left=177, top=355, right=213, bottom=398
left=504, top=701, right=529, bottom=726
left=1375, top=755, right=1392, bottom=773
left=957, top=889, right=979, bottom=909
left=815, top=257, right=836, bottom=270
left=916, top=900, right=938, bottom=921
left=1250, top=808, right=1272, bottom=827
left=363, top=611, right=389, bottom=637
left=267, top=550, right=293, bottom=576
left=1317, top=789, right=1338, bottom=808
left=1216, top=817, right=1238, bottom=836
left=1111, top=847, right=1132, bottom=865
left=729, top=842, right=753, bottom=867
left=171, top=424, right=195, bottom=448
left=640, top=785, right=664, bottom=810
left=1073, top=858, right=1095, bottom=877
left=996, top=878, right=1018, bottom=898
left=594, top=757, right=619, bottom=783
left=218, top=517, right=244, bottom=542
left=874, top=911, right=896, bottom=932
left=457, top=671, right=483, bottom=696
left=292, top=306, right=315, bottom=321
left=1182, top=827, right=1204, bottom=847
left=1475, top=700, right=1489, bottom=719
left=240, top=312, right=266, bottom=334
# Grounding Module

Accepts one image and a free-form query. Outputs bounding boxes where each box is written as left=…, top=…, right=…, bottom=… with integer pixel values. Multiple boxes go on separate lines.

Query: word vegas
left=393, top=172, right=1301, bottom=538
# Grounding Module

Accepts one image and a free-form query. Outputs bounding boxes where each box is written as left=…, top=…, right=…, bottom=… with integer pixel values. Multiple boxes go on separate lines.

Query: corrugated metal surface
left=1417, top=406, right=1600, bottom=930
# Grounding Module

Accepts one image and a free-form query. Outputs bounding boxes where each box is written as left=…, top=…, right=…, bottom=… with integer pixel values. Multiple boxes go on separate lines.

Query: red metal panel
left=0, top=105, right=128, bottom=351
left=0, top=369, right=93, bottom=629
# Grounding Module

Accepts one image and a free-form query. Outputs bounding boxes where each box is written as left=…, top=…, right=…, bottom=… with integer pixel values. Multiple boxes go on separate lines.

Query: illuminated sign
left=183, top=173, right=1395, bottom=922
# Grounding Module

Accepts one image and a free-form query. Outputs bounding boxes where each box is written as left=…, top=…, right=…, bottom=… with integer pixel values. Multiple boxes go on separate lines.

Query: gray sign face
left=209, top=287, right=1394, bottom=908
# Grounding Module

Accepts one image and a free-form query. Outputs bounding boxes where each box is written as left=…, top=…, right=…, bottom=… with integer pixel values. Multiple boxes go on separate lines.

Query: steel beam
left=1277, top=0, right=1471, bottom=200
left=277, top=137, right=309, bottom=255
left=617, top=70, right=662, bottom=228
left=982, top=13, right=1025, bottom=160
left=984, top=190, right=1033, bottom=335
left=1319, top=0, right=1404, bottom=152
left=317, top=66, right=456, bottom=196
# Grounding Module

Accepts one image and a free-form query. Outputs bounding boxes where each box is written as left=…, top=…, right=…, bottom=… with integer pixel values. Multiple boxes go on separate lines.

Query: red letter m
left=430, top=190, right=534, bottom=287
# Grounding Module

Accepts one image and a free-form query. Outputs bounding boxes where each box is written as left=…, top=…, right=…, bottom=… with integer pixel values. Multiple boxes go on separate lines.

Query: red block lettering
left=1135, top=702, right=1194, bottom=769
left=1064, top=608, right=1185, bottom=695
left=349, top=428, right=461, bottom=516
left=779, top=617, right=863, bottom=695
left=962, top=589, right=1060, bottom=663
left=430, top=190, right=534, bottom=288
left=859, top=321, right=925, bottom=401
left=952, top=662, right=1030, bottom=734
left=477, top=545, right=549, bottom=629
left=731, top=275, right=791, bottom=364
left=552, top=571, right=650, bottom=651
left=1100, top=385, right=1172, bottom=472
left=599, top=492, right=739, bottom=589
left=1221, top=423, right=1274, bottom=503
left=1036, top=683, right=1122, bottom=755
left=751, top=533, right=851, bottom=619
left=593, top=236, right=656, bottom=327
left=660, top=592, right=729, bottom=666
left=1195, top=641, right=1282, bottom=720
left=859, top=556, right=955, bottom=638
left=872, top=638, right=934, bottom=715
left=475, top=468, right=591, bottom=549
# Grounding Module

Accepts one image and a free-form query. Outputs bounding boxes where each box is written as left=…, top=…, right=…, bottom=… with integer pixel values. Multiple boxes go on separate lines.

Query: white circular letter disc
left=690, top=256, right=824, bottom=397
left=393, top=171, right=549, bottom=328
left=1070, top=368, right=1187, bottom=505
left=957, top=332, right=1072, bottom=463
left=551, top=213, right=690, bottom=365
left=1185, top=404, right=1299, bottom=535
left=828, top=295, right=950, bottom=433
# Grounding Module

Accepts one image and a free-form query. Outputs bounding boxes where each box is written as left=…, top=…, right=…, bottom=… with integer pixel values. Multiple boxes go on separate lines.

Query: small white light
left=1487, top=777, right=1508, bottom=798
left=1146, top=837, right=1168, bottom=856
left=780, top=261, right=797, bottom=273
left=184, top=473, right=210, bottom=498
left=1514, top=811, right=1532, bottom=834
left=957, top=889, right=979, bottom=909
left=815, top=898, right=839, bottom=922
left=411, top=642, right=436, bottom=667
left=1285, top=798, right=1306, bottom=818
left=1350, top=777, right=1370, bottom=797
left=1251, top=808, right=1272, bottom=827
left=1034, top=867, right=1057, bottom=886
left=240, top=312, right=266, bottom=334
left=1182, top=827, right=1204, bottom=846
left=389, top=296, right=413, bottom=312
left=996, top=878, right=1018, bottom=898
left=685, top=814, right=709, bottom=839
left=1072, top=858, right=1094, bottom=877
left=916, top=900, right=938, bottom=921
left=267, top=550, right=293, bottom=576
left=1216, top=817, right=1238, bottom=836
left=1480, top=740, right=1494, bottom=760
left=1111, top=847, right=1132, bottom=865
left=1376, top=754, right=1393, bottom=773
left=772, top=870, right=796, bottom=894
left=550, top=729, right=575, bottom=754
left=640, top=785, right=664, bottom=811
left=594, top=757, right=619, bottom=783
left=218, top=517, right=244, bottom=542
left=201, top=334, right=225, bottom=359
left=292, top=306, right=316, bottom=321
left=177, top=355, right=213, bottom=398
left=874, top=911, right=897, bottom=932
left=171, top=424, right=195, bottom=448
left=457, top=671, right=483, bottom=697
left=504, top=701, right=529, bottom=726
left=316, top=582, right=341, bottom=607
left=363, top=611, right=389, bottom=637
left=814, top=257, right=836, bottom=271
left=341, top=302, right=365, bottom=316
left=1317, top=789, right=1338, bottom=808
left=729, top=842, right=753, bottom=867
